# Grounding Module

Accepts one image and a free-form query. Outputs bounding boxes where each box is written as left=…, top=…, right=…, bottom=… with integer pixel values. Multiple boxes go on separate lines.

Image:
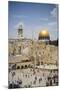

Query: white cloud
left=13, top=15, right=27, bottom=18
left=50, top=8, right=57, bottom=18
left=39, top=18, right=48, bottom=21
left=48, top=21, right=57, bottom=26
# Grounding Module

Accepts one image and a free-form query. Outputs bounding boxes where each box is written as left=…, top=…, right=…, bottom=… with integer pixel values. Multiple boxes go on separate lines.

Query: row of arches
left=11, top=62, right=44, bottom=70
left=17, top=64, right=32, bottom=69
left=11, top=64, right=33, bottom=70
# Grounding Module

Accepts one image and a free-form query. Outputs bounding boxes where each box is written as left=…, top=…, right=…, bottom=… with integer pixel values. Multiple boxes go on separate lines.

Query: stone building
left=8, top=29, right=58, bottom=70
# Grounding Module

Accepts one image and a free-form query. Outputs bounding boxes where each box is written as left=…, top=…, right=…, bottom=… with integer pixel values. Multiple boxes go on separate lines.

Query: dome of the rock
left=38, top=30, right=50, bottom=40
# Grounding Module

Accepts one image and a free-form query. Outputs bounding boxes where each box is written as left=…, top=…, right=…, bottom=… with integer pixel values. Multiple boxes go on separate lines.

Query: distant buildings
left=9, top=24, right=58, bottom=68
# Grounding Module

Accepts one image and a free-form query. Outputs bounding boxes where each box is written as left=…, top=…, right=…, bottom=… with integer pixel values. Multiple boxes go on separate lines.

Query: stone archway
left=21, top=65, right=24, bottom=69
left=25, top=65, right=27, bottom=68
left=17, top=66, right=20, bottom=69
left=41, top=61, right=43, bottom=65
left=28, top=64, right=30, bottom=68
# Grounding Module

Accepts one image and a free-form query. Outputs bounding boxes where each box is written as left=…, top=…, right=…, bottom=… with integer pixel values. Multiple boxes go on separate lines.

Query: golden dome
left=39, top=30, right=49, bottom=36
left=38, top=30, right=50, bottom=40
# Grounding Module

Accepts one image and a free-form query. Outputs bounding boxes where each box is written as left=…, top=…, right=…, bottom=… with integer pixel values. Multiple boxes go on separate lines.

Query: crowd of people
left=8, top=67, right=58, bottom=88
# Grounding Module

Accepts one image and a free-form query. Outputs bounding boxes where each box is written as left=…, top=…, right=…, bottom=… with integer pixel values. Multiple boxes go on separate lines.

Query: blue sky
left=8, top=1, right=58, bottom=40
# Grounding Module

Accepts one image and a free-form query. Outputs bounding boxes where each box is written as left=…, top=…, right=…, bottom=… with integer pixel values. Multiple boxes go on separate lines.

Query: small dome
left=38, top=30, right=50, bottom=40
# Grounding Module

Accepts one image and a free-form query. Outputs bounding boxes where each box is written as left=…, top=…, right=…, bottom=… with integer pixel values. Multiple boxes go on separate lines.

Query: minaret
left=18, top=24, right=23, bottom=39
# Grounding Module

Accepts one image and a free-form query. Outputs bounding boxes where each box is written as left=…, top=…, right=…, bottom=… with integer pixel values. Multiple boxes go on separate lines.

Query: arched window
left=25, top=65, right=27, bottom=68
left=12, top=64, right=16, bottom=70
left=21, top=65, right=24, bottom=69
left=17, top=66, right=20, bottom=69
left=41, top=61, right=43, bottom=65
